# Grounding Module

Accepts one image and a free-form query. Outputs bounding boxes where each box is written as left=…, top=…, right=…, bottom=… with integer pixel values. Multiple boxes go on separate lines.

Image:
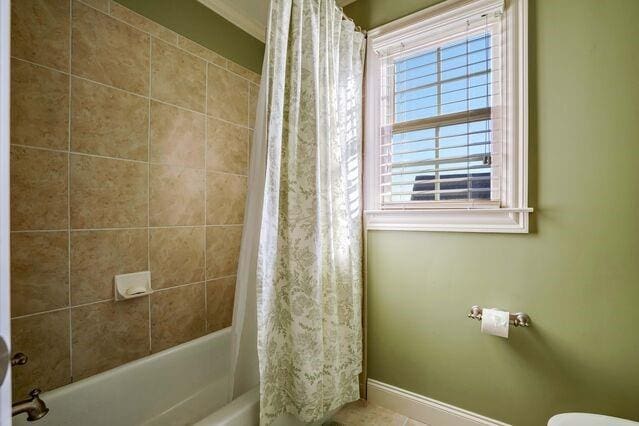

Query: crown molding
left=198, top=0, right=266, bottom=42
left=198, top=0, right=359, bottom=43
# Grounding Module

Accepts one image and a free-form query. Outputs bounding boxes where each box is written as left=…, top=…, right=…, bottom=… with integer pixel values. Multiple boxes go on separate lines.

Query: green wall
left=114, top=0, right=264, bottom=72
left=344, top=0, right=444, bottom=29
left=348, top=0, right=639, bottom=424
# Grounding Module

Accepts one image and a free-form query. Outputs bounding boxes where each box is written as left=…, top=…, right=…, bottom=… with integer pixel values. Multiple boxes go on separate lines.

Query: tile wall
left=9, top=0, right=260, bottom=398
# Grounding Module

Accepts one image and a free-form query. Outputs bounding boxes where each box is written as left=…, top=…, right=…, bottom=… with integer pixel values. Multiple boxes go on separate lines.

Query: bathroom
left=0, top=0, right=637, bottom=425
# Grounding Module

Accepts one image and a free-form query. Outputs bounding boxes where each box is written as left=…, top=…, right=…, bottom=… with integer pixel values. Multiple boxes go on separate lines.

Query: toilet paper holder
left=467, top=305, right=531, bottom=327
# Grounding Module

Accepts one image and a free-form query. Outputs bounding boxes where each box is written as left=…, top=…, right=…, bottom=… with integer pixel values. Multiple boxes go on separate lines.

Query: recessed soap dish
left=115, top=271, right=153, bottom=301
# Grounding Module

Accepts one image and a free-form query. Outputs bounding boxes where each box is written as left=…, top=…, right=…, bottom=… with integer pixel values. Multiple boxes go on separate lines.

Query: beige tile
left=70, top=229, right=148, bottom=305
left=151, top=283, right=205, bottom=352
left=11, top=0, right=70, bottom=72
left=206, top=226, right=242, bottom=279
left=10, top=232, right=69, bottom=317
left=405, top=419, right=429, bottom=426
left=177, top=36, right=226, bottom=67
left=10, top=146, right=68, bottom=231
left=72, top=0, right=149, bottom=95
left=11, top=60, right=70, bottom=150
left=149, top=165, right=204, bottom=226
left=151, top=39, right=206, bottom=112
left=80, top=0, right=108, bottom=12
left=248, top=83, right=259, bottom=129
left=227, top=61, right=261, bottom=85
left=70, top=154, right=148, bottom=229
left=150, top=101, right=205, bottom=169
left=149, top=227, right=205, bottom=289
left=206, top=118, right=248, bottom=175
left=11, top=310, right=71, bottom=398
left=206, top=172, right=247, bottom=225
left=331, top=401, right=407, bottom=426
left=71, top=77, right=149, bottom=161
left=206, top=276, right=235, bottom=332
left=71, top=298, right=149, bottom=379
left=207, top=64, right=248, bottom=126
left=110, top=1, right=178, bottom=45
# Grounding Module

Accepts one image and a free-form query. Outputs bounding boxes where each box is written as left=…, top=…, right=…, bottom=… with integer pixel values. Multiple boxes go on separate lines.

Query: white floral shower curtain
left=252, top=0, right=365, bottom=424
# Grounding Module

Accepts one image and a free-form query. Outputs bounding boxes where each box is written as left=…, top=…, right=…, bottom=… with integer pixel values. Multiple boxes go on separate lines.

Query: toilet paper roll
left=481, top=308, right=510, bottom=338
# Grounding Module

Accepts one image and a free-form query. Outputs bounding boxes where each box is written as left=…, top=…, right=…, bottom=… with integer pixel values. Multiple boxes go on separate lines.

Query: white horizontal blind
left=377, top=6, right=504, bottom=208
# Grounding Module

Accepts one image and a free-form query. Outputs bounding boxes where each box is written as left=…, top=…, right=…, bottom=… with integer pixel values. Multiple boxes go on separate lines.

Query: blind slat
left=382, top=187, right=492, bottom=197
left=382, top=175, right=491, bottom=187
left=395, top=58, right=490, bottom=87
left=382, top=153, right=489, bottom=169
left=394, top=81, right=494, bottom=107
left=392, top=69, right=492, bottom=97
left=382, top=128, right=491, bottom=148
left=382, top=163, right=492, bottom=178
left=392, top=107, right=491, bottom=134
left=386, top=140, right=490, bottom=157
left=393, top=44, right=493, bottom=76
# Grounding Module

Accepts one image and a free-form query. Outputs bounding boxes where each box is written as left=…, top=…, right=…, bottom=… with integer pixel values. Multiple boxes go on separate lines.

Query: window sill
left=364, top=208, right=533, bottom=233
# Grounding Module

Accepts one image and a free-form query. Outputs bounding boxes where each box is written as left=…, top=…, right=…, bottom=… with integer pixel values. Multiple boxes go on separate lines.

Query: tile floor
left=327, top=400, right=428, bottom=426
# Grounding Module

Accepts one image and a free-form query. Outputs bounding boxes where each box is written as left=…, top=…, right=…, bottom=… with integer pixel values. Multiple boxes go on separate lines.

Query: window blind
left=377, top=4, right=504, bottom=208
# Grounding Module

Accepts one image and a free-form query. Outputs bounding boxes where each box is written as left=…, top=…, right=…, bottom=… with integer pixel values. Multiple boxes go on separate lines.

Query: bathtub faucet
left=12, top=388, right=49, bottom=421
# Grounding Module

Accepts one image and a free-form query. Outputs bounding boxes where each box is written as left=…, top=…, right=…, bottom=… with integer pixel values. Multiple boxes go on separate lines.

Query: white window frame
left=364, top=0, right=531, bottom=233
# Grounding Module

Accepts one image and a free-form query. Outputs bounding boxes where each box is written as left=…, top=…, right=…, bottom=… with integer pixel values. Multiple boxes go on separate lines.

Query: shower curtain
left=230, top=0, right=365, bottom=424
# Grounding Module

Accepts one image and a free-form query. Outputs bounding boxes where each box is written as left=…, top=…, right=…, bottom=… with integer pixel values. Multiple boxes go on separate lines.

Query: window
left=364, top=0, right=531, bottom=232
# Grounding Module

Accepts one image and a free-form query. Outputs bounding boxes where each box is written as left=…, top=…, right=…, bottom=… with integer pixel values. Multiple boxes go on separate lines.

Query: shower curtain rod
left=339, top=6, right=366, bottom=34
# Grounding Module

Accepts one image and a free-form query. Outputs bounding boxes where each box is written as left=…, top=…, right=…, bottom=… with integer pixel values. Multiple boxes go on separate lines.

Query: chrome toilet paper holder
left=467, top=305, right=531, bottom=327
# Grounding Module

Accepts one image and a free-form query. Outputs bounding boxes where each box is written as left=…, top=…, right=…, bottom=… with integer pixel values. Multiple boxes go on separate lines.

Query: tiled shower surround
left=10, top=0, right=259, bottom=398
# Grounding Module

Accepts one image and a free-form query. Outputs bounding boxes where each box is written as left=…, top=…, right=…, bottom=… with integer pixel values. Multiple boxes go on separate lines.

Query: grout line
left=246, top=77, right=251, bottom=168
left=9, top=144, right=249, bottom=177
left=204, top=61, right=209, bottom=332
left=10, top=56, right=69, bottom=75
left=10, top=143, right=68, bottom=155
left=72, top=73, right=148, bottom=99
left=206, top=274, right=237, bottom=283
left=12, top=51, right=258, bottom=93
left=10, top=229, right=68, bottom=234
left=12, top=306, right=70, bottom=320
left=10, top=289, right=190, bottom=320
left=11, top=224, right=243, bottom=234
left=152, top=280, right=208, bottom=294
left=10, top=273, right=221, bottom=323
left=67, top=0, right=74, bottom=383
left=147, top=34, right=153, bottom=354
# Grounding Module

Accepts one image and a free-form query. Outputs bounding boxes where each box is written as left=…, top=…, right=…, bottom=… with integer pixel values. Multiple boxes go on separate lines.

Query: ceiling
left=198, top=0, right=358, bottom=42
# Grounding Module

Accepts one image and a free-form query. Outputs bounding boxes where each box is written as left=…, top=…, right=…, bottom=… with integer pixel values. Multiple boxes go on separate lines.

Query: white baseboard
left=367, top=379, right=510, bottom=426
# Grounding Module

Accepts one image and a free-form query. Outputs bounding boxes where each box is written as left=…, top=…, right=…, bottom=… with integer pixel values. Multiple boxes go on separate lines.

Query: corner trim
left=0, top=0, right=12, bottom=418
left=367, top=379, right=511, bottom=426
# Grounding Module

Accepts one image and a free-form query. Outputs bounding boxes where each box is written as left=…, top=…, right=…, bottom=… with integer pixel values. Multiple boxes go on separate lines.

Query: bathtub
left=12, top=326, right=345, bottom=426
left=12, top=328, right=258, bottom=426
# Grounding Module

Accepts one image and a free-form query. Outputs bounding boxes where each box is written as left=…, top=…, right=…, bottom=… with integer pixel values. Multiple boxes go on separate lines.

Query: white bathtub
left=12, top=326, right=345, bottom=426
left=13, top=328, right=244, bottom=426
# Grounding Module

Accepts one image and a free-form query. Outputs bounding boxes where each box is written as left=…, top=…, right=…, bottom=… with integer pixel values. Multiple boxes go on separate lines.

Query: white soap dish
left=115, top=271, right=153, bottom=301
